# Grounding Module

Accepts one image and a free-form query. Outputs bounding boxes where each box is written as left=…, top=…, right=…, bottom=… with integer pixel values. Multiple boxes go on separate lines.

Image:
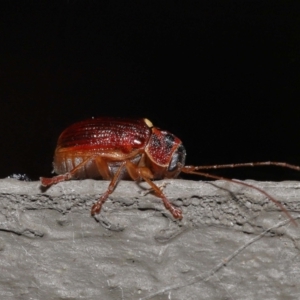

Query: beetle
left=40, top=117, right=300, bottom=223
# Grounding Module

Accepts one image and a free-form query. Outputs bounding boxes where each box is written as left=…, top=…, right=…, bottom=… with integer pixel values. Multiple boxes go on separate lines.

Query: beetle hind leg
left=40, top=156, right=99, bottom=187
left=40, top=173, right=72, bottom=187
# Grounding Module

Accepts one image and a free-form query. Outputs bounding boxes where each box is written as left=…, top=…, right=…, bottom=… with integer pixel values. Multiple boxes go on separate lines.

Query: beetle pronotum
left=40, top=117, right=300, bottom=224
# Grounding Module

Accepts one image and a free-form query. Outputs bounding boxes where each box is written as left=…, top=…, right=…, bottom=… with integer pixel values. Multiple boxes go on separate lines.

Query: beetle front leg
left=142, top=175, right=183, bottom=219
left=125, top=161, right=182, bottom=219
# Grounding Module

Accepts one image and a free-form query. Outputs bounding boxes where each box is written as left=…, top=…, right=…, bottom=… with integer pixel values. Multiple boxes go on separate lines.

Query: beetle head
left=145, top=127, right=186, bottom=178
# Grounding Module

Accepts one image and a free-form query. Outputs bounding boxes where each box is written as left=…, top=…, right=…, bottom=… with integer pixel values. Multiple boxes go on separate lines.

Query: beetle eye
left=168, top=144, right=186, bottom=172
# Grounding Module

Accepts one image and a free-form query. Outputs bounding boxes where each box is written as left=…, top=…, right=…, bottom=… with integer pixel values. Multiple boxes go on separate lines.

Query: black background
left=1, top=1, right=300, bottom=181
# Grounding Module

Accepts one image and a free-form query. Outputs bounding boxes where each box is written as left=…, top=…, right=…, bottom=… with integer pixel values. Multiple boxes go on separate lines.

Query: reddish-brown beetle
left=40, top=117, right=300, bottom=223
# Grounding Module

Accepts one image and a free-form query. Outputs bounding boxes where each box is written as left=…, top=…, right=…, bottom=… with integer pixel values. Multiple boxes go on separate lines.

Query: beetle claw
left=171, top=207, right=183, bottom=220
left=91, top=203, right=101, bottom=215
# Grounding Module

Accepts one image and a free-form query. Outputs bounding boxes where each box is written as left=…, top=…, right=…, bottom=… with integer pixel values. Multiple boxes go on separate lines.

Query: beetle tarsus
left=170, top=207, right=183, bottom=219
left=40, top=176, right=57, bottom=187
left=91, top=203, right=102, bottom=215
left=160, top=195, right=183, bottom=219
left=40, top=173, right=71, bottom=187
left=91, top=190, right=111, bottom=216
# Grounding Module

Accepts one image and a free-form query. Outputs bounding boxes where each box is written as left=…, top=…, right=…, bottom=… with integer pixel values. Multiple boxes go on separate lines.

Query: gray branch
left=1, top=178, right=300, bottom=300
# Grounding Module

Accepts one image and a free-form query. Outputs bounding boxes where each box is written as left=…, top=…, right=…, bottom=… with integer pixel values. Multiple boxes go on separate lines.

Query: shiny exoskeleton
left=41, top=117, right=186, bottom=219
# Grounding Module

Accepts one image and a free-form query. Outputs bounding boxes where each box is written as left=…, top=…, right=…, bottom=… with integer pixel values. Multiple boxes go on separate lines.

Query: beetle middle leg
left=125, top=161, right=183, bottom=219
left=90, top=161, right=126, bottom=215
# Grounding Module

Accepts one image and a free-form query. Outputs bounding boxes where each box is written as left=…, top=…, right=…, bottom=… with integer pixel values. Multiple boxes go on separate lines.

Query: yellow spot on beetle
left=144, top=118, right=153, bottom=128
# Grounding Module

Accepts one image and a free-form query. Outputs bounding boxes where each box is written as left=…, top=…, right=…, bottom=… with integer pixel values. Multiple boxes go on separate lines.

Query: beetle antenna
left=181, top=167, right=297, bottom=226
left=186, top=161, right=300, bottom=172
